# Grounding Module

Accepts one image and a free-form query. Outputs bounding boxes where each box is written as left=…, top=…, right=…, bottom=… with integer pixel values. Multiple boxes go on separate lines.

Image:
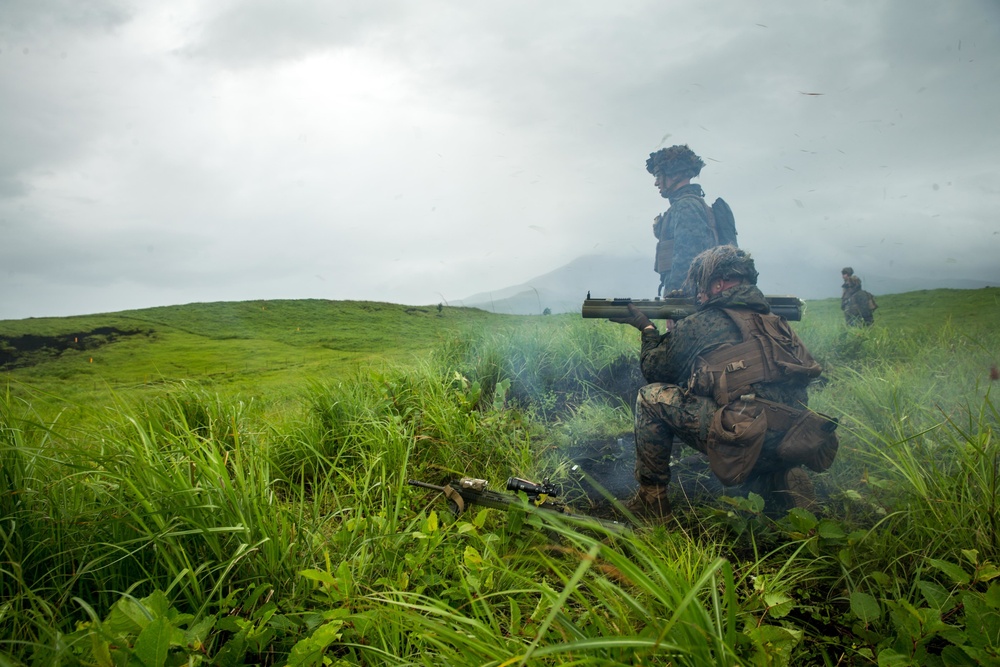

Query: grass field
left=1, top=288, right=999, bottom=665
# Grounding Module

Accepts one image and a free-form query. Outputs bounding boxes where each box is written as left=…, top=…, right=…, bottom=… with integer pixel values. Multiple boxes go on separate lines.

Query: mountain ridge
left=457, top=253, right=1000, bottom=315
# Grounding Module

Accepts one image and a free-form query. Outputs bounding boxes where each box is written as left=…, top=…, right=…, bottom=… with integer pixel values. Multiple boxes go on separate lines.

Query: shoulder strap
left=672, top=192, right=719, bottom=243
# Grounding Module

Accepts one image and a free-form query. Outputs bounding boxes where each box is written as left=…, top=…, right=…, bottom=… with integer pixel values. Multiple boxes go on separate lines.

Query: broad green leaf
left=876, top=647, right=917, bottom=666
left=940, top=644, right=980, bottom=665
left=926, top=558, right=971, bottom=586
left=962, top=592, right=1000, bottom=651
left=424, top=510, right=439, bottom=534
left=744, top=624, right=801, bottom=667
left=916, top=580, right=951, bottom=612
left=763, top=591, right=795, bottom=619
left=976, top=562, right=1000, bottom=583
left=464, top=545, right=483, bottom=568
left=138, top=590, right=171, bottom=620
left=818, top=518, right=847, bottom=539
left=132, top=617, right=172, bottom=667
left=850, top=591, right=882, bottom=623
left=985, top=582, right=1000, bottom=609
left=107, top=597, right=152, bottom=635
left=299, top=569, right=337, bottom=586
left=89, top=631, right=114, bottom=667
left=286, top=620, right=345, bottom=667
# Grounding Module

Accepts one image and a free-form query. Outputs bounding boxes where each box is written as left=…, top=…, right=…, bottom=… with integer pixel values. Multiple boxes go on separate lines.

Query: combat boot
left=776, top=467, right=817, bottom=511
left=626, top=485, right=672, bottom=520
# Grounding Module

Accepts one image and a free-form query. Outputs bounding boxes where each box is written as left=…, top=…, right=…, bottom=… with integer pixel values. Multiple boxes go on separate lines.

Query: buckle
left=726, top=360, right=747, bottom=372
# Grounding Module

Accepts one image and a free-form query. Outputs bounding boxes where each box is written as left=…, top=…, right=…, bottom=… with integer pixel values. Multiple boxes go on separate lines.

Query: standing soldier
left=647, top=145, right=733, bottom=297
left=841, top=267, right=876, bottom=327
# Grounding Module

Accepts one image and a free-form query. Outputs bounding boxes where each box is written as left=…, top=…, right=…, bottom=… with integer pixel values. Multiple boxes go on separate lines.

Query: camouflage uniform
left=841, top=275, right=874, bottom=327
left=634, top=284, right=810, bottom=489
left=652, top=184, right=717, bottom=294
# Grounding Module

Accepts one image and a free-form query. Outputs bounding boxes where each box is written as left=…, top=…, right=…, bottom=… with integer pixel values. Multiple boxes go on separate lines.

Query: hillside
left=0, top=298, right=508, bottom=400
left=2, top=287, right=1000, bottom=664
left=4, top=287, right=998, bottom=406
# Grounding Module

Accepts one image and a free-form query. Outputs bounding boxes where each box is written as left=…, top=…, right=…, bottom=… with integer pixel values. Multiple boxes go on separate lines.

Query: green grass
left=0, top=299, right=508, bottom=410
left=1, top=289, right=1000, bottom=665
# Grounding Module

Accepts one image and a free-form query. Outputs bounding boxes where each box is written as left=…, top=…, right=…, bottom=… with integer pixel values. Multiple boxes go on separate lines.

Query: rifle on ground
left=407, top=476, right=628, bottom=534
left=581, top=294, right=804, bottom=322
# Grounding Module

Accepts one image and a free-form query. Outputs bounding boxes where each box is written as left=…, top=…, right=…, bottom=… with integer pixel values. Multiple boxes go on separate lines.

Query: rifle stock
left=581, top=295, right=804, bottom=322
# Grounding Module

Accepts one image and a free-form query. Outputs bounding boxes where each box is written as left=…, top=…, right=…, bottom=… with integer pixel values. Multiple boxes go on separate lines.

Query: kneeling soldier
left=612, top=245, right=838, bottom=518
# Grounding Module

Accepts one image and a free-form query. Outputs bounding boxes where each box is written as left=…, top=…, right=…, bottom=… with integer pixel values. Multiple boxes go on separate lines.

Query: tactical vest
left=653, top=194, right=719, bottom=274
left=690, top=308, right=838, bottom=486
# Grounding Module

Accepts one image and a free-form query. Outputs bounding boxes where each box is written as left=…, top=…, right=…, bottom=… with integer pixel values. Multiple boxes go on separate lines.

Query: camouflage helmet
left=686, top=245, right=758, bottom=294
left=645, top=144, right=706, bottom=178
left=841, top=266, right=854, bottom=276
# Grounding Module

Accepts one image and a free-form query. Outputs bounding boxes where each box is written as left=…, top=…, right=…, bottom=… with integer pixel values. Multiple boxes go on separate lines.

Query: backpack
left=864, top=291, right=878, bottom=311
left=709, top=197, right=738, bottom=247
left=692, top=308, right=838, bottom=485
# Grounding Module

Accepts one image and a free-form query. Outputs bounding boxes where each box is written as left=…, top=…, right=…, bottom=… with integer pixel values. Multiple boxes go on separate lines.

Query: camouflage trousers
left=633, top=383, right=717, bottom=488
left=634, top=383, right=795, bottom=490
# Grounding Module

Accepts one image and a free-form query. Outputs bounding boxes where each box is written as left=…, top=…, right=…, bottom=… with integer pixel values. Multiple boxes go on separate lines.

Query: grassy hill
left=2, top=288, right=999, bottom=665
left=0, top=298, right=508, bottom=404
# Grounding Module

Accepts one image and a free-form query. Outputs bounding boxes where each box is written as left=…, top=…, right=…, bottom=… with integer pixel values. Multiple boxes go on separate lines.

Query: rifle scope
left=506, top=477, right=558, bottom=497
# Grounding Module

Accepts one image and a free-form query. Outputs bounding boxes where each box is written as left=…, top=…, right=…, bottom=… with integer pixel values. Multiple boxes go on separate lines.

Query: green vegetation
left=1, top=289, right=999, bottom=665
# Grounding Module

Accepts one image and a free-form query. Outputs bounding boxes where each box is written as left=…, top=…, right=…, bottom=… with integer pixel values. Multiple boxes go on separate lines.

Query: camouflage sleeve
left=639, top=329, right=685, bottom=384
left=664, top=199, right=716, bottom=292
left=640, top=310, right=742, bottom=387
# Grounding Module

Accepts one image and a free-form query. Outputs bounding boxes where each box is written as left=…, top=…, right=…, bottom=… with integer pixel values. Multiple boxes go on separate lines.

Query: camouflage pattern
left=646, top=145, right=705, bottom=179
left=634, top=383, right=716, bottom=487
left=633, top=283, right=812, bottom=489
left=686, top=244, right=758, bottom=296
left=841, top=275, right=874, bottom=327
left=652, top=183, right=717, bottom=293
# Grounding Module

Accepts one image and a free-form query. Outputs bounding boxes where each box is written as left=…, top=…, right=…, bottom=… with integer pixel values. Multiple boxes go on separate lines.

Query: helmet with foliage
left=686, top=245, right=758, bottom=294
left=645, top=144, right=706, bottom=179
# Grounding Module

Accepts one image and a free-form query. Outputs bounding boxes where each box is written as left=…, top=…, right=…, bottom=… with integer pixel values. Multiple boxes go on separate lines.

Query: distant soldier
left=647, top=145, right=736, bottom=297
left=612, top=246, right=838, bottom=518
left=841, top=267, right=876, bottom=327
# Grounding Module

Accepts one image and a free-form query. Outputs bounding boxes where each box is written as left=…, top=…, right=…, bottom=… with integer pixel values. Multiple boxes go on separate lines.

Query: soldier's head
left=841, top=266, right=854, bottom=277
left=646, top=145, right=705, bottom=196
left=687, top=245, right=758, bottom=302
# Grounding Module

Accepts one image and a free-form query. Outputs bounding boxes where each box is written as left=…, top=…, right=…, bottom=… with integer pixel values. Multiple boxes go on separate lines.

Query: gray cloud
left=1, top=0, right=999, bottom=320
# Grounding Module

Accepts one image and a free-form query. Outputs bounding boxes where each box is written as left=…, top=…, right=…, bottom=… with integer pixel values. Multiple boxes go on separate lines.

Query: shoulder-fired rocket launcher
left=581, top=294, right=804, bottom=321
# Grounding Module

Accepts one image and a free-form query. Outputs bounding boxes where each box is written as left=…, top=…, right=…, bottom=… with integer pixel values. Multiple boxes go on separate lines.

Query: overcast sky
left=2, top=0, right=998, bottom=320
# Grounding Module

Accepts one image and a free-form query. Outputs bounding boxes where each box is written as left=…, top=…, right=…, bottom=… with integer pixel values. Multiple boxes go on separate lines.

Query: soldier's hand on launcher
left=609, top=303, right=654, bottom=332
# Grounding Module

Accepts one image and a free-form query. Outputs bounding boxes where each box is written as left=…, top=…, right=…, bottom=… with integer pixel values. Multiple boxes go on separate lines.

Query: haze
left=2, top=1, right=998, bottom=320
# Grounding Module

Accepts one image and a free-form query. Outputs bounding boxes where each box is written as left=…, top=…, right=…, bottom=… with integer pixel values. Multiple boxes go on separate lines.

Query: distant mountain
left=459, top=253, right=1000, bottom=315
left=457, top=254, right=654, bottom=315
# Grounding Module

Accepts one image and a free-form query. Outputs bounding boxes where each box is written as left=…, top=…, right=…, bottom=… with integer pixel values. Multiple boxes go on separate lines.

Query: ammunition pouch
left=655, top=237, right=674, bottom=274
left=706, top=399, right=768, bottom=486
left=706, top=397, right=839, bottom=486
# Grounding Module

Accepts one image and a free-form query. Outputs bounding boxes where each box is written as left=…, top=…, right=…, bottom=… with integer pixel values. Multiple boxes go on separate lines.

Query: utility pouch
left=654, top=237, right=674, bottom=274
left=775, top=409, right=840, bottom=472
left=706, top=400, right=768, bottom=486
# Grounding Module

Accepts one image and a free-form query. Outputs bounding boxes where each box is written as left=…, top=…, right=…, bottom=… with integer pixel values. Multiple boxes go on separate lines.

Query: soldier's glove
left=610, top=303, right=655, bottom=332
left=663, top=289, right=686, bottom=298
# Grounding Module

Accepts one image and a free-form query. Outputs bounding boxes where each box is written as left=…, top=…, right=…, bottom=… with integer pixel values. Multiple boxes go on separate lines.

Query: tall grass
left=1, top=292, right=999, bottom=664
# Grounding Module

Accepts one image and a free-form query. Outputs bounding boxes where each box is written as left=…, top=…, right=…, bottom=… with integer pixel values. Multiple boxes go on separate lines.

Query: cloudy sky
left=2, top=0, right=998, bottom=320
